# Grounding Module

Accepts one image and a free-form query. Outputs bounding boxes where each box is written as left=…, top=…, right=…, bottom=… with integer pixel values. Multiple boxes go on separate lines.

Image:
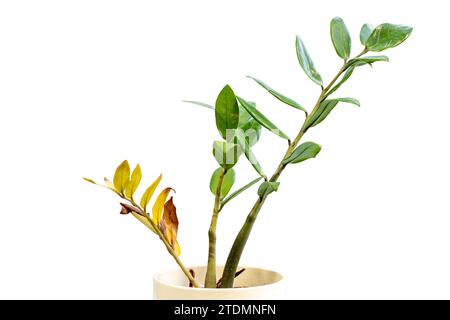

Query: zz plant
left=85, top=18, right=412, bottom=289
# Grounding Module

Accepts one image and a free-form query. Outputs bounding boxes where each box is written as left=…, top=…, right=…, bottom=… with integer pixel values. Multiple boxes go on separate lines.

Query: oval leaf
left=330, top=17, right=351, bottom=60
left=295, top=35, right=323, bottom=86
left=152, top=187, right=173, bottom=226
left=113, top=160, right=130, bottom=194
left=215, top=85, right=239, bottom=139
left=140, top=174, right=162, bottom=211
left=257, top=181, right=280, bottom=197
left=209, top=168, right=236, bottom=198
left=366, top=23, right=413, bottom=52
left=125, top=164, right=142, bottom=198
left=283, top=141, right=322, bottom=165
left=360, top=23, right=374, bottom=46
left=237, top=96, right=290, bottom=141
left=212, top=141, right=241, bottom=170
left=247, top=76, right=307, bottom=114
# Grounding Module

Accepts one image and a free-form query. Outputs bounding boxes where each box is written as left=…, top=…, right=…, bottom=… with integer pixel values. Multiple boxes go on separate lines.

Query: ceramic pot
left=153, top=266, right=284, bottom=300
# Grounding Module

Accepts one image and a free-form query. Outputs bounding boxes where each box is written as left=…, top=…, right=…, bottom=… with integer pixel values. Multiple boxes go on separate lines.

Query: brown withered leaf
left=161, top=197, right=179, bottom=249
left=119, top=203, right=144, bottom=216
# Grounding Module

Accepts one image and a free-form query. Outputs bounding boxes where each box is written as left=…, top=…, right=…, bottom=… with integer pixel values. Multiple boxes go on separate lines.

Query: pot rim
left=153, top=265, right=284, bottom=291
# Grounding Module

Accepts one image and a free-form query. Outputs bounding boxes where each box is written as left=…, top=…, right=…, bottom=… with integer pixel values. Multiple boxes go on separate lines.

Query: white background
left=0, top=0, right=449, bottom=299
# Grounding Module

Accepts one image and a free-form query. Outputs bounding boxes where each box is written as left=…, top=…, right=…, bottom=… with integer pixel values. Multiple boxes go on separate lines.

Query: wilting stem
left=205, top=168, right=227, bottom=288
left=220, top=49, right=368, bottom=288
left=125, top=197, right=200, bottom=288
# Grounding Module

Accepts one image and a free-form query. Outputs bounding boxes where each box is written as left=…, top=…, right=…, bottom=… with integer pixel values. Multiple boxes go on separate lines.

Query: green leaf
left=282, top=142, right=321, bottom=165
left=333, top=97, right=360, bottom=107
left=305, top=98, right=360, bottom=129
left=235, top=129, right=266, bottom=178
left=366, top=23, right=413, bottom=52
left=247, top=76, right=307, bottom=114
left=213, top=141, right=241, bottom=170
left=295, top=35, right=323, bottom=87
left=330, top=17, right=351, bottom=60
left=209, top=168, right=235, bottom=197
left=326, top=66, right=355, bottom=98
left=360, top=23, right=374, bottom=46
left=257, top=181, right=280, bottom=197
left=215, top=85, right=240, bottom=139
left=238, top=107, right=262, bottom=147
left=125, top=164, right=142, bottom=198
left=305, top=100, right=339, bottom=129
left=221, top=177, right=263, bottom=207
left=237, top=96, right=290, bottom=141
left=113, top=160, right=130, bottom=194
left=349, top=55, right=389, bottom=67
left=183, top=100, right=214, bottom=110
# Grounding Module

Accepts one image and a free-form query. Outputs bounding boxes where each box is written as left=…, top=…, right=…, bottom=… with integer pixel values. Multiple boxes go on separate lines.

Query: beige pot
left=153, top=266, right=284, bottom=300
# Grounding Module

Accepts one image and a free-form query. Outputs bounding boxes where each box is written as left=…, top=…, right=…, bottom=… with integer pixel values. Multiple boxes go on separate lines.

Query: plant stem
left=126, top=198, right=200, bottom=288
left=205, top=168, right=227, bottom=288
left=220, top=50, right=367, bottom=288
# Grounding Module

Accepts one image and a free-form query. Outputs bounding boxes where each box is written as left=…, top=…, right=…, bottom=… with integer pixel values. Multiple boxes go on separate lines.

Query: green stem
left=205, top=168, right=227, bottom=288
left=220, top=50, right=368, bottom=288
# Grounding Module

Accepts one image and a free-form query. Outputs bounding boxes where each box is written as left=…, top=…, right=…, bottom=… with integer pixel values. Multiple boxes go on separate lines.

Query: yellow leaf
left=83, top=177, right=97, bottom=184
left=130, top=211, right=157, bottom=234
left=161, top=197, right=179, bottom=248
left=174, top=241, right=181, bottom=256
left=103, top=177, right=115, bottom=190
left=113, top=160, right=130, bottom=194
left=140, top=174, right=162, bottom=211
left=125, top=164, right=142, bottom=198
left=152, top=188, right=173, bottom=226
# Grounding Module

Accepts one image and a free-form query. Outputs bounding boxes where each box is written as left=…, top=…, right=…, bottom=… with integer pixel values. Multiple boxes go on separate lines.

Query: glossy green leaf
left=360, top=23, right=374, bottom=46
left=212, top=141, right=241, bottom=170
left=305, top=100, right=338, bottom=129
left=221, top=177, right=263, bottom=207
left=125, top=164, right=142, bottom=198
left=235, top=129, right=266, bottom=178
left=237, top=96, right=290, bottom=141
left=305, top=98, right=360, bottom=130
left=349, top=55, right=389, bottom=67
left=113, top=160, right=130, bottom=194
left=215, top=85, right=240, bottom=139
left=366, top=23, right=413, bottom=52
left=238, top=107, right=262, bottom=147
left=282, top=142, right=321, bottom=165
left=295, top=35, right=323, bottom=86
left=247, top=76, right=307, bottom=114
left=183, top=100, right=214, bottom=110
left=326, top=66, right=355, bottom=98
left=333, top=97, right=360, bottom=107
left=210, top=168, right=235, bottom=198
left=330, top=17, right=351, bottom=60
left=257, top=181, right=280, bottom=197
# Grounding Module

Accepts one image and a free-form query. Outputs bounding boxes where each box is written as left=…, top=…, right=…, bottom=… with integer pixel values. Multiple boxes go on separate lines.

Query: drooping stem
left=126, top=198, right=200, bottom=288
left=205, top=168, right=227, bottom=288
left=220, top=50, right=367, bottom=288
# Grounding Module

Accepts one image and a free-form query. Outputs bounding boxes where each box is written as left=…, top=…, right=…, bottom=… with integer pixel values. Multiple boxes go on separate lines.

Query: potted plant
left=84, top=17, right=412, bottom=299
